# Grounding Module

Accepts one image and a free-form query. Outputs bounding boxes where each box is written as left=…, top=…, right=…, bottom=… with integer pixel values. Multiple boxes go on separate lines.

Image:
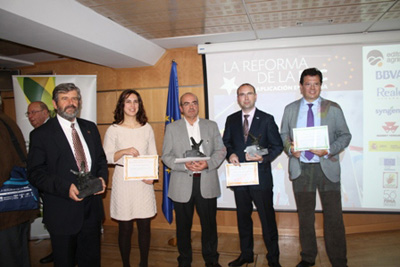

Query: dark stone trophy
left=183, top=137, right=207, bottom=158
left=70, top=162, right=103, bottom=198
left=244, top=133, right=269, bottom=157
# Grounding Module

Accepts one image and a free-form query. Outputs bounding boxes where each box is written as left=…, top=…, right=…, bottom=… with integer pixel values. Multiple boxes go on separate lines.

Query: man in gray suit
left=162, top=92, right=226, bottom=267
left=280, top=68, right=351, bottom=267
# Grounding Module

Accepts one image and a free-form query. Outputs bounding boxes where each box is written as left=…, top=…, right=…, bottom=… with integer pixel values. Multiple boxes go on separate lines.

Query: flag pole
left=162, top=60, right=181, bottom=225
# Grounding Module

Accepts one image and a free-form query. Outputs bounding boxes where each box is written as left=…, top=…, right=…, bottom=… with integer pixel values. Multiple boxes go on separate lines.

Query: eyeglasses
left=25, top=110, right=43, bottom=117
left=182, top=101, right=198, bottom=107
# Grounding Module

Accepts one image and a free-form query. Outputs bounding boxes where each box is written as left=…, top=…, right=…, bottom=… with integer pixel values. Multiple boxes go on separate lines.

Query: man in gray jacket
left=280, top=68, right=351, bottom=267
left=162, top=92, right=226, bottom=267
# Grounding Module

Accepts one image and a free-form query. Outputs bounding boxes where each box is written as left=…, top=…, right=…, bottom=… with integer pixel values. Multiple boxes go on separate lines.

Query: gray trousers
left=293, top=163, right=347, bottom=267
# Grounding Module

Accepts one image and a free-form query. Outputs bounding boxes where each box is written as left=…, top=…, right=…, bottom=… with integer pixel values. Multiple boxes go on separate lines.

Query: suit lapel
left=233, top=111, right=246, bottom=144
left=320, top=97, right=330, bottom=126
left=52, top=118, right=76, bottom=168
left=248, top=109, right=262, bottom=144
left=178, top=119, right=191, bottom=151
left=199, top=119, right=211, bottom=156
left=78, top=119, right=95, bottom=171
left=291, top=100, right=301, bottom=136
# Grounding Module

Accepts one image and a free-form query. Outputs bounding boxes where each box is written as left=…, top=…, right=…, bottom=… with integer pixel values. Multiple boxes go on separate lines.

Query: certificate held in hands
left=124, top=155, right=159, bottom=181
left=225, top=162, right=259, bottom=186
left=293, top=125, right=330, bottom=151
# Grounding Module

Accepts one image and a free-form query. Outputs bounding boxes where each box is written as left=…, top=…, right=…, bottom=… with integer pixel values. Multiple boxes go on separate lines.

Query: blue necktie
left=305, top=104, right=314, bottom=160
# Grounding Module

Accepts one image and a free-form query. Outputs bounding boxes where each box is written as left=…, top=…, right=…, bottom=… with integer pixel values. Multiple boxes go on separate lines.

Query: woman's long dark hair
left=113, top=89, right=148, bottom=125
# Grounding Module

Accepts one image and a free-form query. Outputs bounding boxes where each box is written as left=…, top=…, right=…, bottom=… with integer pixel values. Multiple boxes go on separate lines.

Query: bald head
left=27, top=101, right=50, bottom=128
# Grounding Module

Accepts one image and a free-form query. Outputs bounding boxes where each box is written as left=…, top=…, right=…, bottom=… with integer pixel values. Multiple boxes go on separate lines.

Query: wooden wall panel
left=97, top=124, right=109, bottom=143
left=149, top=123, right=165, bottom=156
left=97, top=91, right=118, bottom=124
left=1, top=91, right=16, bottom=119
left=8, top=47, right=400, bottom=236
left=166, top=48, right=204, bottom=86
left=137, top=88, right=168, bottom=122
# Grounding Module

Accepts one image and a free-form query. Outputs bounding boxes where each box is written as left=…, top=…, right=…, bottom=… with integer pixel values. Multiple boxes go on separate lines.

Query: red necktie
left=71, top=123, right=88, bottom=171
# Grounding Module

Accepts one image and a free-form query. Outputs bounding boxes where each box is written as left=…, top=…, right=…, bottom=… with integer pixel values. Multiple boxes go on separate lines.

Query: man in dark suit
left=28, top=83, right=108, bottom=267
left=26, top=101, right=54, bottom=264
left=280, top=68, right=351, bottom=267
left=162, top=92, right=226, bottom=267
left=223, top=83, right=283, bottom=267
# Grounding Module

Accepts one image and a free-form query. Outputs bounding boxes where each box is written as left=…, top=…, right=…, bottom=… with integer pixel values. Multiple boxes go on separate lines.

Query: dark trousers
left=173, top=176, right=219, bottom=267
left=0, top=220, right=30, bottom=267
left=234, top=187, right=280, bottom=264
left=50, top=204, right=102, bottom=267
left=293, top=163, right=347, bottom=267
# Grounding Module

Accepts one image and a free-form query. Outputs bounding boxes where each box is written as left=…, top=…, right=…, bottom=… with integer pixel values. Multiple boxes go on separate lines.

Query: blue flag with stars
left=162, top=61, right=181, bottom=224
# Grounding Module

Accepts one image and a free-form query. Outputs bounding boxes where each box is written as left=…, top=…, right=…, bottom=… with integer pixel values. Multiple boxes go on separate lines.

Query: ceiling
left=1, top=0, right=400, bottom=69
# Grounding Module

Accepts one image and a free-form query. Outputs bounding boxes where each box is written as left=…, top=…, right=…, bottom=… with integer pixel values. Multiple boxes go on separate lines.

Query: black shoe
left=206, top=263, right=222, bottom=267
left=39, top=252, right=54, bottom=264
left=296, top=260, right=315, bottom=267
left=228, top=256, right=254, bottom=266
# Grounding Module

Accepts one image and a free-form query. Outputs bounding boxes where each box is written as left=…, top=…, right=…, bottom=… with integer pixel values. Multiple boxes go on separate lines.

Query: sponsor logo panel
left=369, top=141, right=400, bottom=151
left=383, top=172, right=398, bottom=188
left=380, top=157, right=397, bottom=171
left=383, top=190, right=397, bottom=207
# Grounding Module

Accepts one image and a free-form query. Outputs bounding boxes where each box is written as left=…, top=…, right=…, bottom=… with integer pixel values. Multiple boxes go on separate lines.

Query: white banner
left=363, top=44, right=400, bottom=210
left=12, top=75, right=97, bottom=147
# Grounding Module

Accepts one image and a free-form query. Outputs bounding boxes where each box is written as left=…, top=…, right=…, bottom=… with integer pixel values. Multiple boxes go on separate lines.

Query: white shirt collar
left=57, top=114, right=76, bottom=127
left=301, top=97, right=321, bottom=106
left=243, top=107, right=256, bottom=117
left=183, top=116, right=199, bottom=127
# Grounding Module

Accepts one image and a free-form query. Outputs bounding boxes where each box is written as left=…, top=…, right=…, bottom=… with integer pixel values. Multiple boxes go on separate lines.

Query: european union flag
left=162, top=61, right=181, bottom=224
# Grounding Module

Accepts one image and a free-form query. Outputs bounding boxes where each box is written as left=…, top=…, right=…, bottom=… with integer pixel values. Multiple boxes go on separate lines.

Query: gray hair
left=52, top=83, right=82, bottom=103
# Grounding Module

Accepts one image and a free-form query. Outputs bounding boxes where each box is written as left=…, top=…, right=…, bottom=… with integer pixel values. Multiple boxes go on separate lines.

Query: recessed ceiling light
left=296, top=19, right=334, bottom=27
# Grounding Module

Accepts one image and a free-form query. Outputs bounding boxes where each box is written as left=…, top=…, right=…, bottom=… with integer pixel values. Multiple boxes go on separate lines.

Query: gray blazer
left=162, top=118, right=227, bottom=203
left=280, top=97, right=352, bottom=182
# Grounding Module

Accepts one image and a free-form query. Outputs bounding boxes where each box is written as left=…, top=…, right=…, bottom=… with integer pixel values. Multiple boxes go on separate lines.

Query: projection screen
left=201, top=33, right=400, bottom=212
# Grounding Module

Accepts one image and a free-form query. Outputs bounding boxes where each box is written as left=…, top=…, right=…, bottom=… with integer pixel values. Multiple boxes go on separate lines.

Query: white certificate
left=174, top=157, right=211, bottom=163
left=123, top=155, right=159, bottom=181
left=293, top=126, right=330, bottom=151
left=225, top=162, right=259, bottom=186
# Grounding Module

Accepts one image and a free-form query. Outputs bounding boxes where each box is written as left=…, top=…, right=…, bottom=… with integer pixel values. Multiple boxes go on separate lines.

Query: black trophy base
left=77, top=178, right=103, bottom=199
left=184, top=150, right=207, bottom=158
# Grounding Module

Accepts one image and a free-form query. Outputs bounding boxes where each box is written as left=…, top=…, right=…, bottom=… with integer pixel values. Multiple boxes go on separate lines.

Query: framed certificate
left=123, top=155, right=159, bottom=181
left=293, top=126, right=330, bottom=151
left=225, top=162, right=259, bottom=186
